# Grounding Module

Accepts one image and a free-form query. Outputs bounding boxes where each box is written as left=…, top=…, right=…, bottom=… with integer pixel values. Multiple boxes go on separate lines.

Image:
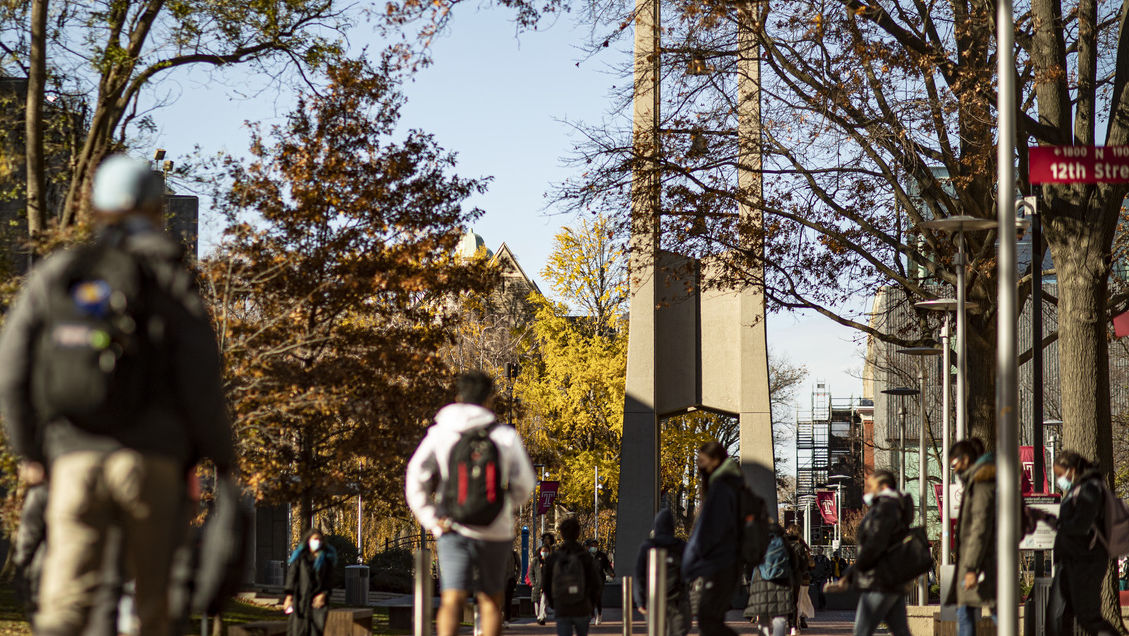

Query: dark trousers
left=504, top=578, right=516, bottom=621
left=556, top=615, right=590, bottom=636
left=695, top=567, right=739, bottom=636
left=853, top=591, right=910, bottom=636
left=1047, top=561, right=1119, bottom=636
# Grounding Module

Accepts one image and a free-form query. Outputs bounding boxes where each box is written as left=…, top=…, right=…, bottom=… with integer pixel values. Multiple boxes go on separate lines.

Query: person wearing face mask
left=584, top=539, right=613, bottom=624
left=531, top=543, right=553, bottom=625
left=1037, top=450, right=1121, bottom=636
left=283, top=530, right=337, bottom=636
left=682, top=441, right=745, bottom=636
left=944, top=439, right=997, bottom=636
left=825, top=469, right=914, bottom=636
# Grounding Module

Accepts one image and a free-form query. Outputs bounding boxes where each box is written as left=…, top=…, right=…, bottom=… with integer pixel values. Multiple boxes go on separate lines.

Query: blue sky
left=146, top=5, right=866, bottom=419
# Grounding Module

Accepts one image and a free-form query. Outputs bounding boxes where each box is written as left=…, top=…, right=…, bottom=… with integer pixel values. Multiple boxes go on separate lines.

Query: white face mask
left=309, top=539, right=321, bottom=553
left=863, top=492, right=875, bottom=506
left=1056, top=475, right=1073, bottom=492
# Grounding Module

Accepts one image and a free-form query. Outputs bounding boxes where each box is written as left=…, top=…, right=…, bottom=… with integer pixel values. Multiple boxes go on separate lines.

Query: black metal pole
left=1031, top=206, right=1045, bottom=578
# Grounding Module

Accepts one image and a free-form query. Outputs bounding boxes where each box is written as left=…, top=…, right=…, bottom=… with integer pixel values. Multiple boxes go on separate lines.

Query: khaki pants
left=36, top=449, right=184, bottom=636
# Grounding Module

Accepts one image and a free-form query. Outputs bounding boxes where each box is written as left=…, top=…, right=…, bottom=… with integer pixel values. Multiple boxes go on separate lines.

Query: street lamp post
left=897, top=346, right=941, bottom=606
left=915, top=300, right=974, bottom=568
left=882, top=387, right=920, bottom=492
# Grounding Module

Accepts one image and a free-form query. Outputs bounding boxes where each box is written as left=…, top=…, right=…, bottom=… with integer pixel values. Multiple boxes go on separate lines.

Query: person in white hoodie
left=406, top=371, right=536, bottom=636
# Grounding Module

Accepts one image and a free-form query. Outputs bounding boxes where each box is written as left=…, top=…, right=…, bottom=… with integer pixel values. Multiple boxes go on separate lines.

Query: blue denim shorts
left=436, top=533, right=512, bottom=596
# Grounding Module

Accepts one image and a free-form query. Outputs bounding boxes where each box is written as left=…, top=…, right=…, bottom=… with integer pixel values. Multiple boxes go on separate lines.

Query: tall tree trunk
left=966, top=324, right=998, bottom=448
left=25, top=0, right=47, bottom=236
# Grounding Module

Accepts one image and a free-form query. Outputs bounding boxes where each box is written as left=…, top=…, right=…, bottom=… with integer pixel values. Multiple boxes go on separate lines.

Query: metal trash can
left=267, top=560, right=285, bottom=586
left=345, top=565, right=371, bottom=606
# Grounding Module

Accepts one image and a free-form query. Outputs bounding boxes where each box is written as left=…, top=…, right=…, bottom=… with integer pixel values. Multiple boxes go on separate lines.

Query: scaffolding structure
left=795, top=383, right=867, bottom=548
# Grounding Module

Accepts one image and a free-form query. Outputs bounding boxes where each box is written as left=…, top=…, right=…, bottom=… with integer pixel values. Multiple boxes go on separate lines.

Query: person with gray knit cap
left=0, top=154, right=234, bottom=636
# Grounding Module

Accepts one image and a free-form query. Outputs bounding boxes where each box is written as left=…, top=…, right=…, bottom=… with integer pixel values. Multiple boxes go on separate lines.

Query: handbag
left=874, top=526, right=933, bottom=588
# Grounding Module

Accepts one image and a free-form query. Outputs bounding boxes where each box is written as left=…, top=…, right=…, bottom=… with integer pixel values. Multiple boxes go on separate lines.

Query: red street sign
left=1029, top=145, right=1129, bottom=183
left=536, top=481, right=559, bottom=516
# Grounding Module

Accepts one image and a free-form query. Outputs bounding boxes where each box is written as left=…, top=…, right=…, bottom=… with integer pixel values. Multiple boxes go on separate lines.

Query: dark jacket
left=789, top=535, right=813, bottom=586
left=592, top=549, right=614, bottom=580
left=634, top=510, right=688, bottom=611
left=0, top=223, right=235, bottom=470
left=285, top=543, right=336, bottom=636
left=846, top=489, right=914, bottom=592
left=954, top=454, right=997, bottom=606
left=683, top=459, right=744, bottom=580
left=530, top=545, right=550, bottom=598
left=744, top=527, right=799, bottom=620
left=544, top=539, right=602, bottom=618
left=1054, top=468, right=1107, bottom=562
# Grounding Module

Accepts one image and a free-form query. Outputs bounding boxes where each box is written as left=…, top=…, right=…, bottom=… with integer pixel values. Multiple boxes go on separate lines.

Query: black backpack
left=737, top=484, right=771, bottom=569
left=441, top=422, right=506, bottom=526
left=551, top=550, right=588, bottom=607
left=31, top=235, right=161, bottom=432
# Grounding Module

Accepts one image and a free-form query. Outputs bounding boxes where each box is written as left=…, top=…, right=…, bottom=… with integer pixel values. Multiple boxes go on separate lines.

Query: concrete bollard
left=647, top=548, right=667, bottom=636
left=414, top=549, right=433, bottom=636
left=622, top=576, right=634, bottom=636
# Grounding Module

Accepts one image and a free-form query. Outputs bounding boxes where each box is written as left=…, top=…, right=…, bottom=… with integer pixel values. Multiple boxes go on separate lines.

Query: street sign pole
left=996, top=2, right=1020, bottom=635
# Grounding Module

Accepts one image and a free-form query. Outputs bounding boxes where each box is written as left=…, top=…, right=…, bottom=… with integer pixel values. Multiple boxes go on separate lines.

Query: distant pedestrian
left=504, top=550, right=519, bottom=627
left=585, top=539, right=613, bottom=624
left=531, top=543, right=552, bottom=625
left=634, top=509, right=690, bottom=636
left=683, top=441, right=745, bottom=636
left=544, top=518, right=602, bottom=636
left=1041, top=451, right=1121, bottom=636
left=785, top=524, right=814, bottom=630
left=0, top=154, right=236, bottom=635
left=825, top=469, right=914, bottom=636
left=743, top=523, right=797, bottom=636
left=405, top=371, right=536, bottom=636
left=946, top=439, right=997, bottom=636
left=283, top=530, right=336, bottom=636
left=811, top=553, right=830, bottom=609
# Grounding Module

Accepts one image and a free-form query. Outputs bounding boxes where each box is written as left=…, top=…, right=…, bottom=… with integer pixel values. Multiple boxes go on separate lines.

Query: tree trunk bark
left=966, top=321, right=998, bottom=448
left=25, top=0, right=47, bottom=236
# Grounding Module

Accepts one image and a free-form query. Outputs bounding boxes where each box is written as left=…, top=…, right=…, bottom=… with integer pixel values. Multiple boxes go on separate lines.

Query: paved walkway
left=500, top=609, right=856, bottom=636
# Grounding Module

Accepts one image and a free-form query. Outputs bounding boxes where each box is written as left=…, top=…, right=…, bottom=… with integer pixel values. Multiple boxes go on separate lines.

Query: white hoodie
left=405, top=403, right=536, bottom=541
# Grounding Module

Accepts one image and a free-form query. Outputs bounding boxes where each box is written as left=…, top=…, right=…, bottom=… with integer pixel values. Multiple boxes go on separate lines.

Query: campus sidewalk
left=501, top=609, right=856, bottom=636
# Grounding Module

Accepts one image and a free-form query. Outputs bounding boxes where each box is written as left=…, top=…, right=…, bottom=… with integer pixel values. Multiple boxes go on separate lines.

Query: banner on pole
left=1020, top=446, right=1050, bottom=494
left=536, top=481, right=559, bottom=516
left=816, top=490, right=837, bottom=525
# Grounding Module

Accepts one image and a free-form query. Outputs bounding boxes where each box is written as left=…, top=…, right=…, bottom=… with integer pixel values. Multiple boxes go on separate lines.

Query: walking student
left=531, top=541, right=553, bottom=625
left=743, top=523, right=797, bottom=636
left=405, top=371, right=536, bottom=636
left=825, top=469, right=914, bottom=636
left=0, top=154, right=236, bottom=636
left=634, top=509, right=690, bottom=636
left=683, top=441, right=745, bottom=636
left=283, top=530, right=337, bottom=636
left=544, top=518, right=602, bottom=636
left=1040, top=451, right=1120, bottom=636
left=786, top=524, right=815, bottom=630
left=585, top=539, right=613, bottom=624
left=947, top=439, right=997, bottom=636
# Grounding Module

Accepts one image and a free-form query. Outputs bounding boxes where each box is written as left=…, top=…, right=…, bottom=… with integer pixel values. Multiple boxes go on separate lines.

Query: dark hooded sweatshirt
left=635, top=510, right=690, bottom=636
left=683, top=459, right=744, bottom=580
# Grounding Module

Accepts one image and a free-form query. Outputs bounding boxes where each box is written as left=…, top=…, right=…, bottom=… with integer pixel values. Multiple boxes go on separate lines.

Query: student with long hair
left=284, top=529, right=337, bottom=636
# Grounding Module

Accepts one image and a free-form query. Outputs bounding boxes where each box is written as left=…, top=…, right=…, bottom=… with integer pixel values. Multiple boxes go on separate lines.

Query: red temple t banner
left=537, top=481, right=559, bottom=515
left=816, top=490, right=837, bottom=525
